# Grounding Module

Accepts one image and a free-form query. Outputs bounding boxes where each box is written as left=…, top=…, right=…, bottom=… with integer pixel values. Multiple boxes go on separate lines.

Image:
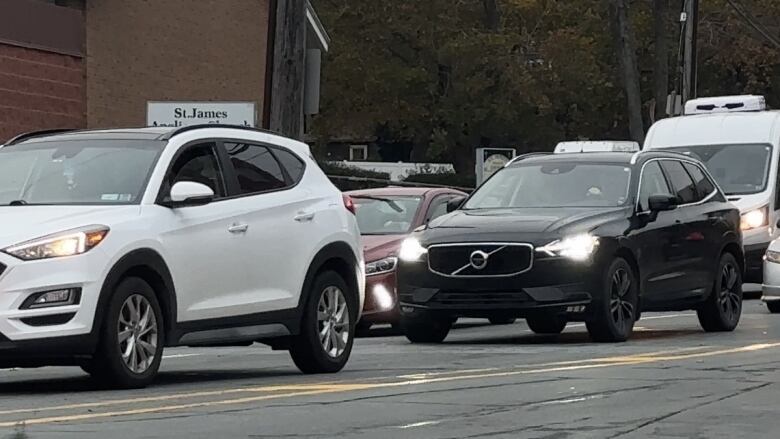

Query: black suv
left=396, top=151, right=743, bottom=342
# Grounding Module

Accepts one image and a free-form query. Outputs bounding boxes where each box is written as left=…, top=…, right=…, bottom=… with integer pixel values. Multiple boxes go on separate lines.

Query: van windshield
left=658, top=144, right=772, bottom=195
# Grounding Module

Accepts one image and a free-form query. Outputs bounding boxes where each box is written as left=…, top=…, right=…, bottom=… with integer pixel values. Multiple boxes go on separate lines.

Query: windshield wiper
left=7, top=200, right=27, bottom=206
left=350, top=195, right=404, bottom=212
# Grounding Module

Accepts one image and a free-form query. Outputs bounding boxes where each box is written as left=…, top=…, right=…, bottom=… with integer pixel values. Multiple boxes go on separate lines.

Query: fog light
left=373, top=284, right=394, bottom=310
left=21, top=288, right=79, bottom=309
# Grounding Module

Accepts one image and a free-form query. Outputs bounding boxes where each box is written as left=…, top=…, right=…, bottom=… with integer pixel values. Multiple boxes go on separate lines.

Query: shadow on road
left=445, top=328, right=703, bottom=346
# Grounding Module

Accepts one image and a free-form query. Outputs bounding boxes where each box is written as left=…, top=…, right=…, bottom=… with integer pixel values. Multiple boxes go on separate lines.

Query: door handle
left=228, top=223, right=249, bottom=234
left=294, top=211, right=316, bottom=222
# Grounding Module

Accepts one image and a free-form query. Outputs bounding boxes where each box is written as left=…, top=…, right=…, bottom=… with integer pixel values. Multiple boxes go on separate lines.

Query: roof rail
left=630, top=149, right=699, bottom=164
left=158, top=124, right=284, bottom=141
left=5, top=128, right=78, bottom=145
left=504, top=152, right=552, bottom=167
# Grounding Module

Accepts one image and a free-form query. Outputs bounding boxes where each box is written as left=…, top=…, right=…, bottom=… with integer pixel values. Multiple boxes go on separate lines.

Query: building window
left=349, top=145, right=368, bottom=161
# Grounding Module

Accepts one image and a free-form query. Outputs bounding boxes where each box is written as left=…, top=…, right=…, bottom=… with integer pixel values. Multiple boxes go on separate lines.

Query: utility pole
left=270, top=0, right=307, bottom=140
left=681, top=0, right=699, bottom=103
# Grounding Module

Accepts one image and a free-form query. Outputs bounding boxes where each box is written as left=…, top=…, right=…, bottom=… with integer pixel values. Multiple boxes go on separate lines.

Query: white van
left=644, top=95, right=780, bottom=283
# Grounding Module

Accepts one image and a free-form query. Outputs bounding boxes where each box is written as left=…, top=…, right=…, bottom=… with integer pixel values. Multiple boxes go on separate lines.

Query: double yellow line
left=1, top=342, right=778, bottom=428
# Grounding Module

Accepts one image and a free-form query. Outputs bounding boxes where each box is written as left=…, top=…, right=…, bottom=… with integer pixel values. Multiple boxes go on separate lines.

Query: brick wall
left=85, top=0, right=271, bottom=128
left=0, top=44, right=86, bottom=142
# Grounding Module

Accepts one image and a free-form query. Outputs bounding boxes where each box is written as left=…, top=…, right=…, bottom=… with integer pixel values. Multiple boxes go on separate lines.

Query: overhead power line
left=725, top=0, right=780, bottom=49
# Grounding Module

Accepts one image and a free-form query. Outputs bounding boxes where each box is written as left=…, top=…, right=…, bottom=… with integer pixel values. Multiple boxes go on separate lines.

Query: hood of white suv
left=0, top=205, right=141, bottom=249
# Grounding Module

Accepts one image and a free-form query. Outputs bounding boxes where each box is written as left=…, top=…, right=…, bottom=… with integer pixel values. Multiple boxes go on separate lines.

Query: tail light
left=343, top=194, right=356, bottom=214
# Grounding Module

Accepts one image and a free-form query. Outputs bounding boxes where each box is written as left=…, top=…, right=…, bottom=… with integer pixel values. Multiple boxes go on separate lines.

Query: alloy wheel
left=117, top=294, right=159, bottom=374
left=609, top=268, right=634, bottom=331
left=718, top=262, right=741, bottom=321
left=317, top=286, right=350, bottom=358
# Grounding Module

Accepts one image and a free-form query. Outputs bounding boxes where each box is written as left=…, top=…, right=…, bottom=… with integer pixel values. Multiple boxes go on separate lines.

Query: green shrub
left=403, top=172, right=475, bottom=191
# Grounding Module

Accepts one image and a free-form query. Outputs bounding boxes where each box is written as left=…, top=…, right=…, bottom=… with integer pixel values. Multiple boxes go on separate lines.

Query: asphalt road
left=2, top=299, right=780, bottom=439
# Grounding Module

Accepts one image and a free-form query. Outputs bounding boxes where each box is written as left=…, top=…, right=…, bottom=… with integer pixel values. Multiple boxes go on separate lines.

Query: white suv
left=0, top=125, right=365, bottom=388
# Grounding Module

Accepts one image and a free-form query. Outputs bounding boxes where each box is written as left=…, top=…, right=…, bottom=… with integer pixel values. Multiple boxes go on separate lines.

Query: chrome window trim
left=426, top=242, right=534, bottom=278
left=635, top=158, right=721, bottom=215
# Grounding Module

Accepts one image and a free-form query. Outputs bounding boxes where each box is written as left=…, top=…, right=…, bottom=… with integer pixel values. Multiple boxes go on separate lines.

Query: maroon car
left=348, top=187, right=467, bottom=330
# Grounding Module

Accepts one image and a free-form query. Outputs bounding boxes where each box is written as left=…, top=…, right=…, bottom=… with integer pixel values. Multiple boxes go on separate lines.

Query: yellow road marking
left=0, top=346, right=706, bottom=417
left=2, top=342, right=779, bottom=428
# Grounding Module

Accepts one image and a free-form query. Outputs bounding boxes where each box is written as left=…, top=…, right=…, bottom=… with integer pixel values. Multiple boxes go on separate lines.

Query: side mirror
left=446, top=197, right=466, bottom=213
left=165, top=181, right=215, bottom=208
left=648, top=194, right=678, bottom=212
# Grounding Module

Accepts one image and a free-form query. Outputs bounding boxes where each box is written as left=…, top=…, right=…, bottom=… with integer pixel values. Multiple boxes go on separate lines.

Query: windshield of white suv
left=658, top=144, right=772, bottom=195
left=0, top=140, right=163, bottom=206
left=464, top=162, right=632, bottom=209
left=352, top=195, right=422, bottom=235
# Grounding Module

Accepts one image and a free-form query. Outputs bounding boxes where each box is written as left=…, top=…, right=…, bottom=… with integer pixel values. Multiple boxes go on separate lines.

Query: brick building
left=0, top=0, right=328, bottom=142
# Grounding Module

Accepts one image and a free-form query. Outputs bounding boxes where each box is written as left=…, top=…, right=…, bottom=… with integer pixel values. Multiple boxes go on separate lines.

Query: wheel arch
left=298, top=241, right=360, bottom=318
left=95, top=248, right=177, bottom=345
left=720, top=240, right=745, bottom=276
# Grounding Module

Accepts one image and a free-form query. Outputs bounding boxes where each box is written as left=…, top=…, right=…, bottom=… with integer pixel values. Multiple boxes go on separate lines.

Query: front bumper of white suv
left=0, top=250, right=107, bottom=363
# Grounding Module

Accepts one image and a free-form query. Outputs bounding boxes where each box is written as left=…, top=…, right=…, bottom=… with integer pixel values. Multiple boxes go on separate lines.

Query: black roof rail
left=158, top=124, right=284, bottom=141
left=5, top=128, right=78, bottom=145
left=505, top=152, right=553, bottom=166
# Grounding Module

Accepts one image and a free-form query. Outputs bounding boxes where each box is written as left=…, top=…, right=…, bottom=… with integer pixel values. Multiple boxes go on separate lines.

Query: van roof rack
left=5, top=128, right=78, bottom=145
left=684, top=95, right=767, bottom=115
left=158, top=124, right=283, bottom=140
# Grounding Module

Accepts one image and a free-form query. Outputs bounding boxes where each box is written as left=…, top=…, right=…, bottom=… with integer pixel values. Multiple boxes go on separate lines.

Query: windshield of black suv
left=658, top=144, right=772, bottom=195
left=352, top=195, right=422, bottom=235
left=0, top=140, right=163, bottom=206
left=464, top=162, right=632, bottom=209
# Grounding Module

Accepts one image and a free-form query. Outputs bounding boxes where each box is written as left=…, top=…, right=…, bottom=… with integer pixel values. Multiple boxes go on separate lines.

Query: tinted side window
left=272, top=148, right=305, bottom=184
left=661, top=160, right=698, bottom=204
left=167, top=143, right=226, bottom=198
left=224, top=143, right=287, bottom=194
left=683, top=162, right=716, bottom=200
left=639, top=161, right=673, bottom=211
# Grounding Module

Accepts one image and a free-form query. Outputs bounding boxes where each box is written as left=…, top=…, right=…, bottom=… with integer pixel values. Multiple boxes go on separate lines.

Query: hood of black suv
left=420, top=207, right=629, bottom=245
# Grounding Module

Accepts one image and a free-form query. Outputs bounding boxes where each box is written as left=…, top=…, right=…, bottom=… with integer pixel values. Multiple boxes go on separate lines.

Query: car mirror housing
left=165, top=181, right=215, bottom=208
left=648, top=194, right=678, bottom=212
left=446, top=197, right=466, bottom=213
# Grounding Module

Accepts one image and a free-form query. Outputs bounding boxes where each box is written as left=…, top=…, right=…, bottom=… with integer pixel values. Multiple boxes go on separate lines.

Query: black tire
left=401, top=313, right=452, bottom=343
left=88, top=277, right=165, bottom=389
left=697, top=253, right=742, bottom=332
left=768, top=301, right=780, bottom=314
left=290, top=271, right=356, bottom=374
left=586, top=257, right=638, bottom=342
left=527, top=315, right=567, bottom=334
left=489, top=317, right=517, bottom=325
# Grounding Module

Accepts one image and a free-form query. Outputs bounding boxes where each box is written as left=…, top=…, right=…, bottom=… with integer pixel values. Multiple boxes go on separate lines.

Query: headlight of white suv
left=398, top=238, right=427, bottom=262
left=365, top=256, right=398, bottom=276
left=538, top=234, right=599, bottom=261
left=3, top=226, right=110, bottom=261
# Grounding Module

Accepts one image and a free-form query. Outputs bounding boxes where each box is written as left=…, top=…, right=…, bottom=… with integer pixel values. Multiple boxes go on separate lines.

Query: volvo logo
left=469, top=250, right=490, bottom=270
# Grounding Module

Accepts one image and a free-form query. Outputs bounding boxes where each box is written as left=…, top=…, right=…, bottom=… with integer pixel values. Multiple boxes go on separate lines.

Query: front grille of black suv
left=427, top=243, right=533, bottom=277
left=429, top=290, right=533, bottom=307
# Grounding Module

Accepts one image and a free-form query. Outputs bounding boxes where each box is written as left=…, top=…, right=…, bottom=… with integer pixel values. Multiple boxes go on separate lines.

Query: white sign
left=147, top=102, right=256, bottom=128
left=476, top=148, right=516, bottom=185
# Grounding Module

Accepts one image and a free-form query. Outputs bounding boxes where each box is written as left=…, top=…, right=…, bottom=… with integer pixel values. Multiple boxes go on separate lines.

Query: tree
left=313, top=0, right=780, bottom=170
left=653, top=0, right=670, bottom=121
left=611, top=0, right=644, bottom=142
